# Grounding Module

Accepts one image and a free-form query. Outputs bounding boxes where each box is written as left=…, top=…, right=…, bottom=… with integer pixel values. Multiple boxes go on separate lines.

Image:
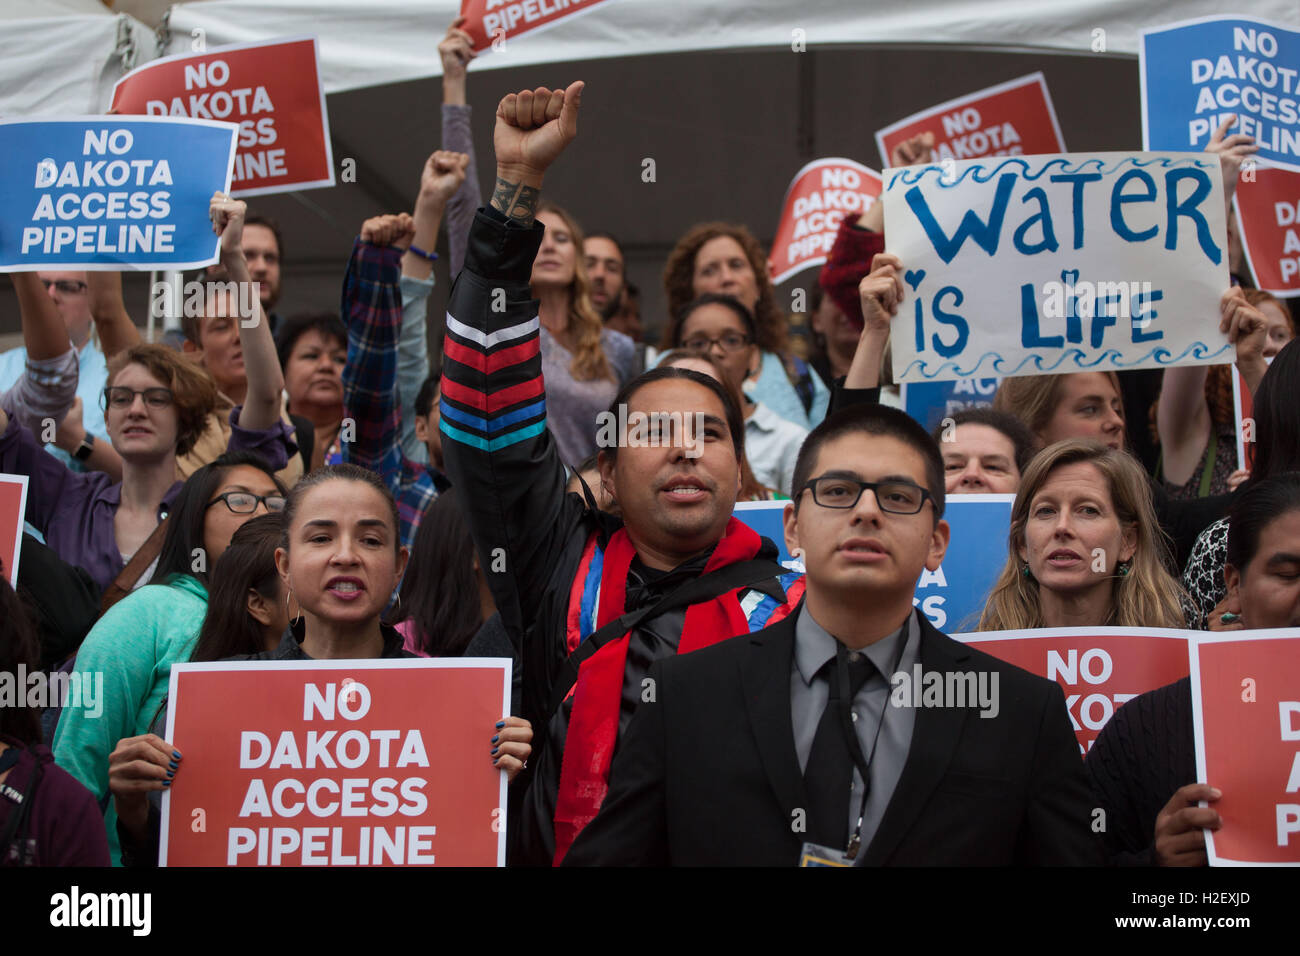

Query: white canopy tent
left=2, top=0, right=1298, bottom=342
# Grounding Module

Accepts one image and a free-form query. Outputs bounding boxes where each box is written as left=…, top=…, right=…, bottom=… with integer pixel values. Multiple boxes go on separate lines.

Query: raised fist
left=209, top=192, right=247, bottom=259
left=493, top=81, right=584, bottom=184
left=360, top=213, right=416, bottom=248
left=419, top=150, right=470, bottom=205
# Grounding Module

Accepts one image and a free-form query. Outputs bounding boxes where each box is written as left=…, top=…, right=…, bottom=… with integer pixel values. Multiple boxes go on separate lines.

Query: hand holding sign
left=491, top=715, right=532, bottom=782
left=494, top=82, right=584, bottom=191
left=1204, top=115, right=1259, bottom=210
left=1219, top=286, right=1269, bottom=391
left=109, top=733, right=181, bottom=840
left=890, top=132, right=937, bottom=169
left=439, top=17, right=478, bottom=83
left=1154, top=783, right=1222, bottom=867
left=858, top=253, right=906, bottom=335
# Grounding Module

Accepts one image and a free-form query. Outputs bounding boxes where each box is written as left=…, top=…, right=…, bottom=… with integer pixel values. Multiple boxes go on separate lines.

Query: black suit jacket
left=564, top=609, right=1102, bottom=866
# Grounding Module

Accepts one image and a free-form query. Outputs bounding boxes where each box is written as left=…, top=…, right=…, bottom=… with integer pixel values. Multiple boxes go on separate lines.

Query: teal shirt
left=52, top=574, right=208, bottom=866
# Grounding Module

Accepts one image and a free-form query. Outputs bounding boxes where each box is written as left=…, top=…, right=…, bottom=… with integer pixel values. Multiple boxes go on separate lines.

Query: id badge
left=798, top=842, right=854, bottom=867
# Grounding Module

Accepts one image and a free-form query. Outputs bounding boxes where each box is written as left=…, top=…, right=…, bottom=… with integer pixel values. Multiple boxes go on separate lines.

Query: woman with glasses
left=663, top=222, right=830, bottom=430
left=662, top=294, right=807, bottom=496
left=51, top=451, right=288, bottom=865
left=0, top=196, right=294, bottom=595
left=977, top=440, right=1189, bottom=632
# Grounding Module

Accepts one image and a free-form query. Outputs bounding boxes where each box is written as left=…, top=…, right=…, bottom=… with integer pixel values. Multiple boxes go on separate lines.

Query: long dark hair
left=190, top=514, right=285, bottom=662
left=1251, top=339, right=1300, bottom=483
left=149, top=451, right=286, bottom=586
left=1226, top=472, right=1300, bottom=573
left=0, top=576, right=42, bottom=744
left=395, top=490, right=482, bottom=657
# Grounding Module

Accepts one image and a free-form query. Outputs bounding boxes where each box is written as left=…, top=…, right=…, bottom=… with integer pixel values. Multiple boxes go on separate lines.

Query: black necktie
left=803, top=647, right=875, bottom=848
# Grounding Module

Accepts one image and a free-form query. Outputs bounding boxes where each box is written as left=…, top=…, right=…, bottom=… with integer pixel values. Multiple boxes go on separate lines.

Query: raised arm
left=86, top=271, right=142, bottom=359
left=439, top=81, right=585, bottom=636
left=844, top=253, right=903, bottom=392
left=210, top=193, right=285, bottom=432
left=3, top=273, right=78, bottom=433
left=440, top=16, right=482, bottom=275
left=398, top=152, right=468, bottom=461
left=341, top=212, right=416, bottom=494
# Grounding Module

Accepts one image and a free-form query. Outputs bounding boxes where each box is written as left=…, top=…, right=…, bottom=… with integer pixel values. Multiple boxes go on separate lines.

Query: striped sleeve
left=439, top=207, right=571, bottom=636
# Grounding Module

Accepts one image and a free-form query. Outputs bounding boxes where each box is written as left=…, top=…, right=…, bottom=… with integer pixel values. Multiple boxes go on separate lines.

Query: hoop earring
left=791, top=548, right=804, bottom=560
left=286, top=587, right=303, bottom=627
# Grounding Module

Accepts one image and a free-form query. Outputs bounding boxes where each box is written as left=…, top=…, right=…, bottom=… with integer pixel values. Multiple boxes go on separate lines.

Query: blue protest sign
left=881, top=152, right=1232, bottom=383
left=732, top=494, right=1013, bottom=632
left=900, top=377, right=1001, bottom=433
left=919, top=494, right=1013, bottom=632
left=0, top=116, right=238, bottom=272
left=733, top=500, right=794, bottom=564
left=1141, top=16, right=1300, bottom=173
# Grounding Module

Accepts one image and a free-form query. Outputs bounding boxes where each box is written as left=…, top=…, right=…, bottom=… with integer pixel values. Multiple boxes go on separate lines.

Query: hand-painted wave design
left=898, top=341, right=1234, bottom=380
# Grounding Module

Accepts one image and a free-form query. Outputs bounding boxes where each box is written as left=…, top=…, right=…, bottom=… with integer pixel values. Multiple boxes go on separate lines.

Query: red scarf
left=552, top=517, right=761, bottom=864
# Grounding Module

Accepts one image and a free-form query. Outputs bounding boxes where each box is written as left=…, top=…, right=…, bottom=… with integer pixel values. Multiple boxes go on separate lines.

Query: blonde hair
left=978, top=439, right=1187, bottom=631
left=992, top=372, right=1123, bottom=445
left=536, top=201, right=613, bottom=383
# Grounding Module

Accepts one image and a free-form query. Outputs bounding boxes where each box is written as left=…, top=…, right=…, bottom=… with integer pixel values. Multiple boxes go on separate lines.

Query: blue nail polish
left=491, top=747, right=499, bottom=755
left=168, top=760, right=178, bottom=769
left=491, top=735, right=499, bottom=744
left=495, top=720, right=505, bottom=729
left=163, top=779, right=172, bottom=786
left=172, top=750, right=182, bottom=760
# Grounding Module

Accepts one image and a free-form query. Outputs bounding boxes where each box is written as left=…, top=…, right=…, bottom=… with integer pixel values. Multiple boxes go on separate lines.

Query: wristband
left=74, top=433, right=95, bottom=462
left=407, top=244, right=438, bottom=262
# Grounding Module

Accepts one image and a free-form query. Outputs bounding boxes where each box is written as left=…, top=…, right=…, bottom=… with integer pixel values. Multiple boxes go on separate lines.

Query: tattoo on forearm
left=490, top=177, right=540, bottom=225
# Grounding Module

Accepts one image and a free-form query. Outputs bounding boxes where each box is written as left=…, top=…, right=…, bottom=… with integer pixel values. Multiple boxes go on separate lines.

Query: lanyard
left=833, top=625, right=907, bottom=860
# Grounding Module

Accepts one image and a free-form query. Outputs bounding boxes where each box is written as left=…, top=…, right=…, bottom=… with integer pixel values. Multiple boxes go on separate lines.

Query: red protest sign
left=954, top=627, right=1191, bottom=755
left=0, top=474, right=28, bottom=587
left=1235, top=166, right=1300, bottom=297
left=459, top=0, right=620, bottom=53
left=1191, top=631, right=1300, bottom=865
left=111, top=37, right=334, bottom=198
left=768, top=158, right=882, bottom=285
left=160, top=659, right=510, bottom=866
left=874, top=73, right=1065, bottom=169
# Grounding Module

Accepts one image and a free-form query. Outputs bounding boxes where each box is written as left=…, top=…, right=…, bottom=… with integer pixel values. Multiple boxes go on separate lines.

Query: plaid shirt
left=341, top=239, right=448, bottom=550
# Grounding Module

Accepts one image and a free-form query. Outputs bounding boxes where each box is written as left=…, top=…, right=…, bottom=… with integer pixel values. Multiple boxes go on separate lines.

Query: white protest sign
left=882, top=152, right=1232, bottom=383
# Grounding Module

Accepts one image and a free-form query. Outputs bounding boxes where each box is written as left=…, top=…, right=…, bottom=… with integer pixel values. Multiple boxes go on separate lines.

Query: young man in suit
left=565, top=403, right=1102, bottom=866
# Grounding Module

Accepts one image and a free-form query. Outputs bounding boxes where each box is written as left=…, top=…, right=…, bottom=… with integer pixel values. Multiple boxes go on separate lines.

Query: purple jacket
left=0, top=739, right=110, bottom=866
left=0, top=408, right=294, bottom=592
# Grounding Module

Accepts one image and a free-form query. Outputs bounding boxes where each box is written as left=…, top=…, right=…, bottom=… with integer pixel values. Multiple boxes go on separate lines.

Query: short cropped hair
left=600, top=366, right=744, bottom=463
left=792, top=404, right=946, bottom=520
left=275, top=312, right=347, bottom=370
left=931, top=407, right=1038, bottom=477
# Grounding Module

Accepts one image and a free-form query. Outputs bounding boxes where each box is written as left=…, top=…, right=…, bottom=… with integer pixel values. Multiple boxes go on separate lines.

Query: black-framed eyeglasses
left=102, top=386, right=174, bottom=411
left=205, top=491, right=287, bottom=515
left=802, top=476, right=933, bottom=515
left=41, top=279, right=88, bottom=295
left=681, top=332, right=752, bottom=354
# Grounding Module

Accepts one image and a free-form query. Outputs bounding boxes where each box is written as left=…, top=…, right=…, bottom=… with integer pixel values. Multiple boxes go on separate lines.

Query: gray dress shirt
left=791, top=605, right=920, bottom=852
